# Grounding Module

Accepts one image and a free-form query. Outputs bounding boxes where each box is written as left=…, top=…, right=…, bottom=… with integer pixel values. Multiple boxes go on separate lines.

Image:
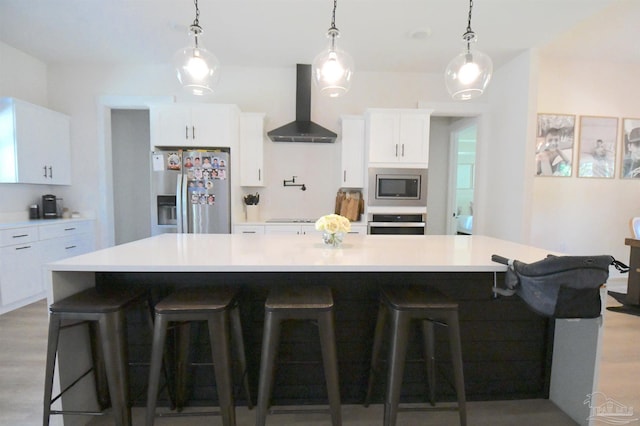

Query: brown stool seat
left=43, top=286, right=147, bottom=426
left=365, top=285, right=467, bottom=426
left=145, top=286, right=251, bottom=426
left=256, top=285, right=341, bottom=426
left=154, top=286, right=239, bottom=314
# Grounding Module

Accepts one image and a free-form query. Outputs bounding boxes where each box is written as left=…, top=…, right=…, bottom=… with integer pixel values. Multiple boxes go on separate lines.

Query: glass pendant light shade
left=174, top=26, right=220, bottom=96
left=444, top=44, right=493, bottom=100
left=312, top=0, right=354, bottom=98
left=312, top=33, right=354, bottom=98
left=444, top=0, right=492, bottom=100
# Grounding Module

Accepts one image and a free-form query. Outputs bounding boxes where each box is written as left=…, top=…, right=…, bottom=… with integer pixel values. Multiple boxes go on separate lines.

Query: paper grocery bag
left=335, top=191, right=346, bottom=214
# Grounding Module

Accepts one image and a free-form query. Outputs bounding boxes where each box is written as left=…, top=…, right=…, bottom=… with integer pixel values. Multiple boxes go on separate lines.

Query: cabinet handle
left=395, top=144, right=398, bottom=157
left=242, top=231, right=256, bottom=234
left=185, top=126, right=189, bottom=140
left=343, top=170, right=347, bottom=182
left=65, top=245, right=77, bottom=250
left=49, top=166, right=53, bottom=178
left=12, top=234, right=28, bottom=239
left=64, top=227, right=77, bottom=231
left=401, top=144, right=405, bottom=157
left=258, top=169, right=261, bottom=181
left=15, top=245, right=31, bottom=250
left=192, top=126, right=195, bottom=139
left=43, top=165, right=47, bottom=178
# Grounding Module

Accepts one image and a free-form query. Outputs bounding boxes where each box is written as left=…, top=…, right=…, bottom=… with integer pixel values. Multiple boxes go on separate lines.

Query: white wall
left=532, top=57, right=640, bottom=263
left=477, top=50, right=537, bottom=244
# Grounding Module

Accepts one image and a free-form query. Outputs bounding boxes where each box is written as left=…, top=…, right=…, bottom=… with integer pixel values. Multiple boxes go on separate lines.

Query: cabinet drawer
left=233, top=225, right=265, bottom=234
left=0, top=226, right=38, bottom=247
left=39, top=221, right=91, bottom=240
left=41, top=235, right=94, bottom=263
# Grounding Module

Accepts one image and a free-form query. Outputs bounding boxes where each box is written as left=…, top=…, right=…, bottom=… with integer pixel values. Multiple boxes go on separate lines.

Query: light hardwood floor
left=1, top=292, right=638, bottom=426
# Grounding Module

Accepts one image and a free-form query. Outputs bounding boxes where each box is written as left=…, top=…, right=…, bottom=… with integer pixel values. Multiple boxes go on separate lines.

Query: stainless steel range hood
left=267, top=64, right=337, bottom=143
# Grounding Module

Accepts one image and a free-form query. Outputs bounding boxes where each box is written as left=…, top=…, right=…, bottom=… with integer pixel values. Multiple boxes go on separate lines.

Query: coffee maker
left=42, top=195, right=58, bottom=219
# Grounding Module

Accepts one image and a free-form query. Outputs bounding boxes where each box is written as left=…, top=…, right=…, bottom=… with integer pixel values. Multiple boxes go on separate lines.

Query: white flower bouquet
left=315, top=214, right=351, bottom=234
left=315, top=214, right=351, bottom=247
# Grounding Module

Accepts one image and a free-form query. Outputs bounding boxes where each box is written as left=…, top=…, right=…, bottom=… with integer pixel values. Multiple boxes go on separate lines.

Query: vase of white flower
left=315, top=214, right=351, bottom=248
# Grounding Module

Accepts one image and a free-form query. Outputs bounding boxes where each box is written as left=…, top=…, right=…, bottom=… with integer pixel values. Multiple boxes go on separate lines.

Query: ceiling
left=0, top=0, right=636, bottom=74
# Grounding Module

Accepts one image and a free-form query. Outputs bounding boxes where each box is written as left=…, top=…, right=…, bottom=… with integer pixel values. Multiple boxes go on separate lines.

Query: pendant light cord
left=462, top=0, right=476, bottom=49
left=191, top=0, right=202, bottom=48
left=330, top=0, right=338, bottom=32
left=192, top=0, right=201, bottom=28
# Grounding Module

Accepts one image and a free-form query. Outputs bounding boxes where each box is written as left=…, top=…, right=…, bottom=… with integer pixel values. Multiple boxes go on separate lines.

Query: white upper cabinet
left=239, top=112, right=265, bottom=187
left=150, top=104, right=239, bottom=148
left=340, top=116, right=365, bottom=188
left=366, top=108, right=432, bottom=167
left=0, top=98, right=71, bottom=185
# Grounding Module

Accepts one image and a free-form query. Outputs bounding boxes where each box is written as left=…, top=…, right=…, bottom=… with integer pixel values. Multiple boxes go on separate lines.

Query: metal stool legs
left=364, top=288, right=467, bottom=426
left=43, top=309, right=131, bottom=426
left=256, top=286, right=341, bottom=426
left=146, top=289, right=249, bottom=426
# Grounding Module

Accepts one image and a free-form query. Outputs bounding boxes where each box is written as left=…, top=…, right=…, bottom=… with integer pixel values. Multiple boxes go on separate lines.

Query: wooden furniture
left=624, top=238, right=640, bottom=305
left=45, top=234, right=604, bottom=426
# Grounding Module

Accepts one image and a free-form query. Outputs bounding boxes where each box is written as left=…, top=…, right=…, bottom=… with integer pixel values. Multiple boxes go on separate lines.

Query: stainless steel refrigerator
left=151, top=148, right=230, bottom=235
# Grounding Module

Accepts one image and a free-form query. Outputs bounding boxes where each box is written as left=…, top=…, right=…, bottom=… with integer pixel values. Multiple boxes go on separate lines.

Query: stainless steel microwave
left=368, top=167, right=428, bottom=207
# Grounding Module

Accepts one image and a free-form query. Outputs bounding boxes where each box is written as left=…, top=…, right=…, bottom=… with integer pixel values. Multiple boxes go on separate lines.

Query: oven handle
left=368, top=222, right=426, bottom=227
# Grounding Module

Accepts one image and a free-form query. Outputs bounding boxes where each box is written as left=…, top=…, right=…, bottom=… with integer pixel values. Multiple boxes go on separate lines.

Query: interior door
left=447, top=118, right=477, bottom=235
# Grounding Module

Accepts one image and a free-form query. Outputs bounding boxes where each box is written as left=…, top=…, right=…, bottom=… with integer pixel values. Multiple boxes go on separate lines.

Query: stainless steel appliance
left=42, top=194, right=58, bottom=219
left=368, top=167, right=428, bottom=207
left=151, top=149, right=230, bottom=235
left=367, top=213, right=426, bottom=235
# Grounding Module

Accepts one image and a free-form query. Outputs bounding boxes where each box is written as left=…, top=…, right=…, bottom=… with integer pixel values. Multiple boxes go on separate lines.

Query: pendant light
left=312, top=0, right=354, bottom=98
left=444, top=0, right=493, bottom=100
left=173, top=0, right=220, bottom=96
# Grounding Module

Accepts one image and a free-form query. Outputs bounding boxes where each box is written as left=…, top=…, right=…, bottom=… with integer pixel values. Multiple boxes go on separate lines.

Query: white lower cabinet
left=264, top=224, right=317, bottom=235
left=0, top=219, right=95, bottom=314
left=347, top=224, right=367, bottom=235
left=0, top=228, right=41, bottom=307
left=233, top=224, right=265, bottom=234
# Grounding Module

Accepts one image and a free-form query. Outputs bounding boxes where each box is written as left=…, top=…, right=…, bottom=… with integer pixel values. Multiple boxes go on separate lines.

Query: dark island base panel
left=96, top=271, right=554, bottom=408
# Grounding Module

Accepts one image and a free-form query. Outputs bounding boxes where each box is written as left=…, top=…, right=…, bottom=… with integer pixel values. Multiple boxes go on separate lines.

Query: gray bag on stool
left=493, top=255, right=614, bottom=318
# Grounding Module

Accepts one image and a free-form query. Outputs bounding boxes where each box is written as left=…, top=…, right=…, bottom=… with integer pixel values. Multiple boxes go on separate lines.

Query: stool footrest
left=49, top=410, right=106, bottom=416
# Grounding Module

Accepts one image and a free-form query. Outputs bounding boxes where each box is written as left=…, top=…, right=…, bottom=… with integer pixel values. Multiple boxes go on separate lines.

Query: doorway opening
left=448, top=118, right=477, bottom=235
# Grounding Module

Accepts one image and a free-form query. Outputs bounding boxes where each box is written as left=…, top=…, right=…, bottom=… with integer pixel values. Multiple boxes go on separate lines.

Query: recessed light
left=408, top=27, right=432, bottom=40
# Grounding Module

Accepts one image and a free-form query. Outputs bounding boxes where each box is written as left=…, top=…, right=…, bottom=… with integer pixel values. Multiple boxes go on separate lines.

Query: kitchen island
left=46, top=234, right=605, bottom=426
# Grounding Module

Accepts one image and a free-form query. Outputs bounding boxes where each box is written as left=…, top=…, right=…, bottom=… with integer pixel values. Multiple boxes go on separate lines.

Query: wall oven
left=368, top=167, right=428, bottom=207
left=367, top=213, right=426, bottom=235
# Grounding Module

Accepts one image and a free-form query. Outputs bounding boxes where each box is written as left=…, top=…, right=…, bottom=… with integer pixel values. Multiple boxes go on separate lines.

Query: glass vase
left=322, top=231, right=344, bottom=248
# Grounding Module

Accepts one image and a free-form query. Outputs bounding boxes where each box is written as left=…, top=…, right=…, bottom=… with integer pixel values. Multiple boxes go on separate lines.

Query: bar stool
left=256, top=285, right=341, bottom=426
left=43, top=286, right=147, bottom=426
left=364, top=285, right=467, bottom=426
left=145, top=286, right=252, bottom=426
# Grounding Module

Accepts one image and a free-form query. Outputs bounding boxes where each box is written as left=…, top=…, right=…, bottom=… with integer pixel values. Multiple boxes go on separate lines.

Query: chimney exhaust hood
left=267, top=64, right=337, bottom=143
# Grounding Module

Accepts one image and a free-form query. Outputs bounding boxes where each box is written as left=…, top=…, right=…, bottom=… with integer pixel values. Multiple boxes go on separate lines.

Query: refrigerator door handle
left=176, top=173, right=186, bottom=233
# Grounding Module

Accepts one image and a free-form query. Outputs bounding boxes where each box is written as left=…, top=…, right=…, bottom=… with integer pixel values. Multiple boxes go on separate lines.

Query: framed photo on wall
left=535, top=113, right=575, bottom=177
left=577, top=116, right=618, bottom=178
left=622, top=118, right=640, bottom=179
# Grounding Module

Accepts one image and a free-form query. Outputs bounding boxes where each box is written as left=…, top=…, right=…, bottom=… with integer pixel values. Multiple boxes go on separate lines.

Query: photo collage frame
left=536, top=114, right=640, bottom=179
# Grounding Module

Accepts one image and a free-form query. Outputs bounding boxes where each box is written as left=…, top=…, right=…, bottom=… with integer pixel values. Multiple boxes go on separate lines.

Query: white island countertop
left=48, top=233, right=555, bottom=273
